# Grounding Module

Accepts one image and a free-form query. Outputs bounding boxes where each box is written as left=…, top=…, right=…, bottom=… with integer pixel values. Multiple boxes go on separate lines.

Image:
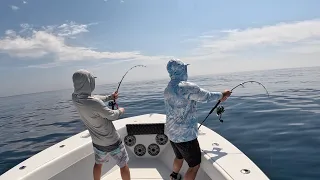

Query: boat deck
left=102, top=159, right=172, bottom=180
left=0, top=114, right=269, bottom=180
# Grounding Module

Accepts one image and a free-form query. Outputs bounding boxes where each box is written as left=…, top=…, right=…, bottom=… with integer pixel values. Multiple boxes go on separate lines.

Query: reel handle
left=108, top=101, right=116, bottom=110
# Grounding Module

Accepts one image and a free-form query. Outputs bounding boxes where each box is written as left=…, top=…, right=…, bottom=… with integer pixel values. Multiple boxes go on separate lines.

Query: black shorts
left=170, top=138, right=201, bottom=167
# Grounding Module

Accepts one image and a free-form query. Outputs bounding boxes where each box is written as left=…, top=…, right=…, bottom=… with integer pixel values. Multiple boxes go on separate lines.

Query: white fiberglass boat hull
left=0, top=113, right=269, bottom=180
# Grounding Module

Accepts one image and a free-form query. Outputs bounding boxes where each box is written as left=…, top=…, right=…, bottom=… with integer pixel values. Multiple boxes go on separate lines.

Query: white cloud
left=281, top=40, right=320, bottom=54
left=189, top=19, right=320, bottom=58
left=23, top=1, right=27, bottom=4
left=10, top=5, right=19, bottom=11
left=38, top=21, right=95, bottom=37
left=5, top=30, right=16, bottom=36
left=26, top=62, right=61, bottom=69
left=56, top=22, right=89, bottom=37
left=0, top=30, right=148, bottom=61
left=0, top=22, right=170, bottom=67
left=2, top=19, right=320, bottom=70
left=19, top=23, right=34, bottom=34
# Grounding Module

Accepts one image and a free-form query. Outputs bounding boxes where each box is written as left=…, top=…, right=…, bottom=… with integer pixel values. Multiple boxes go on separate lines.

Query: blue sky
left=0, top=0, right=320, bottom=96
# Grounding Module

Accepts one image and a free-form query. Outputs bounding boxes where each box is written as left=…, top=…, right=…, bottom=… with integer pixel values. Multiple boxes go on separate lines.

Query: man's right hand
left=220, top=90, right=232, bottom=102
left=119, top=107, right=125, bottom=114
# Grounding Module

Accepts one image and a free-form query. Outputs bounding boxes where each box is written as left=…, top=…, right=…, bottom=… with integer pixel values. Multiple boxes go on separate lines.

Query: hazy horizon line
left=1, top=65, right=319, bottom=98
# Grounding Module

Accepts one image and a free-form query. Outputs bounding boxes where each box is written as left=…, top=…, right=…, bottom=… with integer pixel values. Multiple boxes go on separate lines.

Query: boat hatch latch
left=59, top=145, right=65, bottom=148
left=19, top=166, right=26, bottom=170
left=81, top=133, right=90, bottom=138
left=240, top=169, right=250, bottom=174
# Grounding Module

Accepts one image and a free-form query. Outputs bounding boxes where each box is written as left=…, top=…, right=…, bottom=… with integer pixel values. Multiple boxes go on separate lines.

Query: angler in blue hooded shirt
left=164, top=59, right=231, bottom=180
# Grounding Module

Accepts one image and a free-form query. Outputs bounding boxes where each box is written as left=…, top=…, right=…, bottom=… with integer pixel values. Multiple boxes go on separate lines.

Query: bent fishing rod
left=108, top=65, right=146, bottom=110
left=198, top=81, right=269, bottom=129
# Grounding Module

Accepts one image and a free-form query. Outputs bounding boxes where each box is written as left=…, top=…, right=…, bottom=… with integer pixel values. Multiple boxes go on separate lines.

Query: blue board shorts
left=93, top=142, right=129, bottom=168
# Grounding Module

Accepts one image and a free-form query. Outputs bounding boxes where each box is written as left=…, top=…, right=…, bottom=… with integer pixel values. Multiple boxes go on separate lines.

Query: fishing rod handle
left=197, top=100, right=221, bottom=130
left=112, top=90, right=119, bottom=110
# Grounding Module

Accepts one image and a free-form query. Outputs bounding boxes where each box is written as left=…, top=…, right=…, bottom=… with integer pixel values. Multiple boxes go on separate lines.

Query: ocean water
left=1, top=67, right=320, bottom=180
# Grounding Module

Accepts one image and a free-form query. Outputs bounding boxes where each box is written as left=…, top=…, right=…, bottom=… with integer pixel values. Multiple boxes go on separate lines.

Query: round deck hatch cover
left=156, top=134, right=168, bottom=145
left=148, top=144, right=160, bottom=156
left=124, top=135, right=136, bottom=147
left=134, top=144, right=146, bottom=156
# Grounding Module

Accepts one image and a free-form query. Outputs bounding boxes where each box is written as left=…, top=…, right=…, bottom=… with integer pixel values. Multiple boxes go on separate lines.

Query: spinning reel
left=216, top=105, right=225, bottom=123
left=108, top=101, right=117, bottom=109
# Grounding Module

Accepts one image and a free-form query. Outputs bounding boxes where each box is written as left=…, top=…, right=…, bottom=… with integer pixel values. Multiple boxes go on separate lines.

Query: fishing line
left=227, top=102, right=244, bottom=109
left=198, top=81, right=269, bottom=129
left=108, top=65, right=146, bottom=110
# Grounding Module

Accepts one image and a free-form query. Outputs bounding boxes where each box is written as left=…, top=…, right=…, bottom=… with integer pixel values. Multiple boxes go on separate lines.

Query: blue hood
left=166, top=59, right=189, bottom=81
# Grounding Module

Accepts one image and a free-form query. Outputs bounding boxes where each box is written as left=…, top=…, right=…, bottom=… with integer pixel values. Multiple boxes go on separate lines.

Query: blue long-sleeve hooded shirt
left=164, top=59, right=223, bottom=143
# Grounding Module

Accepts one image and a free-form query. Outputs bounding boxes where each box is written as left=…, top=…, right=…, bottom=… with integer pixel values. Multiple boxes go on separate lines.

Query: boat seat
left=102, top=159, right=172, bottom=180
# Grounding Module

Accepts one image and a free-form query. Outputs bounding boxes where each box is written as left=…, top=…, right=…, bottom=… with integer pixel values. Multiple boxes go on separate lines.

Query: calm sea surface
left=1, top=67, right=320, bottom=180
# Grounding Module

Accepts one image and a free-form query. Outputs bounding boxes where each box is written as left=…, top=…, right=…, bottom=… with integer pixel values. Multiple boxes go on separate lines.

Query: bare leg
left=170, top=158, right=183, bottom=180
left=184, top=164, right=200, bottom=180
left=173, top=158, right=183, bottom=173
left=93, top=163, right=102, bottom=180
left=120, top=164, right=131, bottom=180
